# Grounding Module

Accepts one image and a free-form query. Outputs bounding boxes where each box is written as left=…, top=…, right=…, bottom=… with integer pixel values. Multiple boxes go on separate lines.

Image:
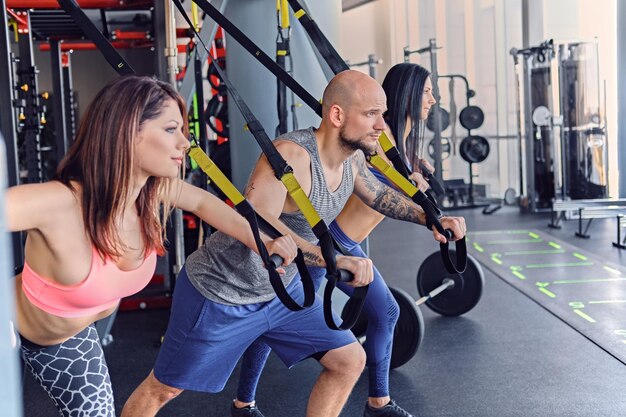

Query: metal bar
left=0, top=1, right=18, bottom=187
left=523, top=54, right=535, bottom=211
left=0, top=0, right=23, bottom=269
left=62, top=55, right=75, bottom=141
left=151, top=0, right=167, bottom=81
left=415, top=278, right=455, bottom=306
left=164, top=0, right=183, bottom=287
left=39, top=40, right=153, bottom=51
left=17, top=10, right=42, bottom=184
left=0, top=132, right=23, bottom=417
left=429, top=39, right=444, bottom=186
left=49, top=40, right=68, bottom=163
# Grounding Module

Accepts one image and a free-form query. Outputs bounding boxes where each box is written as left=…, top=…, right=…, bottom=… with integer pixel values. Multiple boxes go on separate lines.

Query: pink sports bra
left=21, top=246, right=157, bottom=318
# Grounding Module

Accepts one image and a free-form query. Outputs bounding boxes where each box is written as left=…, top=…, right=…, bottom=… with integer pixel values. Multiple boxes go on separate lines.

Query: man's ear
left=328, top=104, right=344, bottom=128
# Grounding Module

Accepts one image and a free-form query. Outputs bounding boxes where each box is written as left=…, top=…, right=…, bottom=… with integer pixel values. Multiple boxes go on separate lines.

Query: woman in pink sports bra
left=5, top=75, right=297, bottom=417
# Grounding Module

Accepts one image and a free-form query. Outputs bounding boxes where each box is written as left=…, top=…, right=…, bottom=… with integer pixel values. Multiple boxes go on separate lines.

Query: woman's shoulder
left=29, top=180, right=81, bottom=210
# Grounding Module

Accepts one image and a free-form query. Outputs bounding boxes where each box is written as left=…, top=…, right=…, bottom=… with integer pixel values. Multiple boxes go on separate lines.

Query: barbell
left=342, top=249, right=484, bottom=368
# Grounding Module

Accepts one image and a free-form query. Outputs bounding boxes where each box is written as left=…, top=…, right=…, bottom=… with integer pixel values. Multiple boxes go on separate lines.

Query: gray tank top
left=185, top=127, right=354, bottom=305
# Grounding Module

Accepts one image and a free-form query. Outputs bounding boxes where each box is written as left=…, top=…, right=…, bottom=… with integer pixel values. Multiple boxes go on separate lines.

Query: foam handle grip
left=269, top=254, right=284, bottom=268
left=338, top=269, right=353, bottom=282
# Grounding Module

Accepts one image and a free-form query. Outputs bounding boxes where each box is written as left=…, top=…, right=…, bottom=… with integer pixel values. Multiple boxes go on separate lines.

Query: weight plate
left=459, top=105, right=485, bottom=130
left=341, top=286, right=424, bottom=369
left=459, top=135, right=490, bottom=164
left=504, top=188, right=517, bottom=205
left=416, top=250, right=484, bottom=316
left=531, top=105, right=551, bottom=127
left=427, top=138, right=451, bottom=161
left=426, top=107, right=450, bottom=132
left=389, top=287, right=424, bottom=369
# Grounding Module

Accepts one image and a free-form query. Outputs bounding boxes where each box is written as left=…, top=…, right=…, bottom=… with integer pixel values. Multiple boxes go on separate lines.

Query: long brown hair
left=56, top=75, right=188, bottom=259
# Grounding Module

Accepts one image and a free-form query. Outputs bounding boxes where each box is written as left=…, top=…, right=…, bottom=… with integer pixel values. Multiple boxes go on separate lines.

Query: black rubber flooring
left=22, top=206, right=626, bottom=417
left=468, top=228, right=626, bottom=365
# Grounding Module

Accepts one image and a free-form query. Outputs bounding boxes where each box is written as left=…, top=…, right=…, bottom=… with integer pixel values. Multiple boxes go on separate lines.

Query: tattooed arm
left=352, top=151, right=467, bottom=242
left=352, top=151, right=427, bottom=225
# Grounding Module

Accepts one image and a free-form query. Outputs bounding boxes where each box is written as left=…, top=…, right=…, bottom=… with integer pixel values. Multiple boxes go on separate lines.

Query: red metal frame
left=39, top=40, right=153, bottom=51
left=6, top=0, right=152, bottom=8
left=210, top=27, right=228, bottom=145
left=111, top=29, right=150, bottom=40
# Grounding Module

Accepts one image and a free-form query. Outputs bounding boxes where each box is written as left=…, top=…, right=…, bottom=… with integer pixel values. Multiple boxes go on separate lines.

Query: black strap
left=182, top=0, right=368, bottom=329
left=234, top=200, right=315, bottom=311
left=275, top=17, right=289, bottom=136
left=287, top=0, right=349, bottom=73
left=191, top=0, right=322, bottom=115
left=59, top=0, right=315, bottom=311
left=57, top=0, right=135, bottom=75
left=287, top=0, right=467, bottom=274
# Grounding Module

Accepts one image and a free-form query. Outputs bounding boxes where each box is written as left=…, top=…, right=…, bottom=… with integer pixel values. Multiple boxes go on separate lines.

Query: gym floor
left=22, top=206, right=626, bottom=417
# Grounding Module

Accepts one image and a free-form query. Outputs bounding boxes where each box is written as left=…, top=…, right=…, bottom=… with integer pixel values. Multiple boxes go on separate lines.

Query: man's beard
left=338, top=127, right=377, bottom=154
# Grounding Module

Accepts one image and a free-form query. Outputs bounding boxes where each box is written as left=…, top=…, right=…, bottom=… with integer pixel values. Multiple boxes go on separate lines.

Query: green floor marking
left=528, top=232, right=540, bottom=239
left=503, top=249, right=565, bottom=256
left=538, top=287, right=556, bottom=298
left=572, top=252, right=588, bottom=261
left=588, top=300, right=626, bottom=305
left=512, top=271, right=526, bottom=280
left=525, top=261, right=594, bottom=269
left=603, top=266, right=621, bottom=275
left=573, top=309, right=596, bottom=323
left=548, top=242, right=561, bottom=249
left=472, top=242, right=484, bottom=252
left=552, top=278, right=626, bottom=285
left=471, top=230, right=529, bottom=235
left=486, top=238, right=545, bottom=244
left=491, top=256, right=503, bottom=265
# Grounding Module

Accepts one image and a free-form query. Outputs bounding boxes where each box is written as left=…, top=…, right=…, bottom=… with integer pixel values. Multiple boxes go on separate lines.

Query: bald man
left=122, top=71, right=465, bottom=417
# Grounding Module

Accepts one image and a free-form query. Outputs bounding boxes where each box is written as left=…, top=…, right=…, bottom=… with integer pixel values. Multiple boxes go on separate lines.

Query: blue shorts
left=153, top=267, right=356, bottom=393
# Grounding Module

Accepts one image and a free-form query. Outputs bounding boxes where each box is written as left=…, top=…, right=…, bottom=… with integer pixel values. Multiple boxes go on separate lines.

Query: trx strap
left=57, top=0, right=315, bottom=312
left=287, top=0, right=466, bottom=274
left=187, top=135, right=315, bottom=311
left=192, top=0, right=466, bottom=274
left=56, top=0, right=135, bottom=75
left=275, top=0, right=289, bottom=136
left=178, top=0, right=367, bottom=330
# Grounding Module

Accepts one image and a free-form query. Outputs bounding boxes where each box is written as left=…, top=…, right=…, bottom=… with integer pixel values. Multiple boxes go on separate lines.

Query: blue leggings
left=237, top=221, right=399, bottom=400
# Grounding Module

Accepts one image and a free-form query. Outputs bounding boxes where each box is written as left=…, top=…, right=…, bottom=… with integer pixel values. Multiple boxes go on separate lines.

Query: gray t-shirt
left=186, top=127, right=355, bottom=305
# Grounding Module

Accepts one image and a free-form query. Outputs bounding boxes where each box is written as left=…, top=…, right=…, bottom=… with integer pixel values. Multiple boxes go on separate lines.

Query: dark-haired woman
left=231, top=63, right=436, bottom=417
left=5, top=75, right=296, bottom=417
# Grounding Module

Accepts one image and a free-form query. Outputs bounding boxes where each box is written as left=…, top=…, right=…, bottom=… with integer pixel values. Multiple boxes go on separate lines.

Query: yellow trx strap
left=377, top=131, right=396, bottom=153
left=187, top=144, right=245, bottom=205
left=279, top=173, right=322, bottom=227
left=367, top=152, right=420, bottom=198
left=277, top=0, right=290, bottom=29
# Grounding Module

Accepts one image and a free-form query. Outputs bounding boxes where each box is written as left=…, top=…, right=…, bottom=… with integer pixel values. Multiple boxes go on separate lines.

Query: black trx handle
left=287, top=0, right=467, bottom=274
left=181, top=0, right=368, bottom=330
left=419, top=162, right=445, bottom=196
left=59, top=0, right=316, bottom=311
